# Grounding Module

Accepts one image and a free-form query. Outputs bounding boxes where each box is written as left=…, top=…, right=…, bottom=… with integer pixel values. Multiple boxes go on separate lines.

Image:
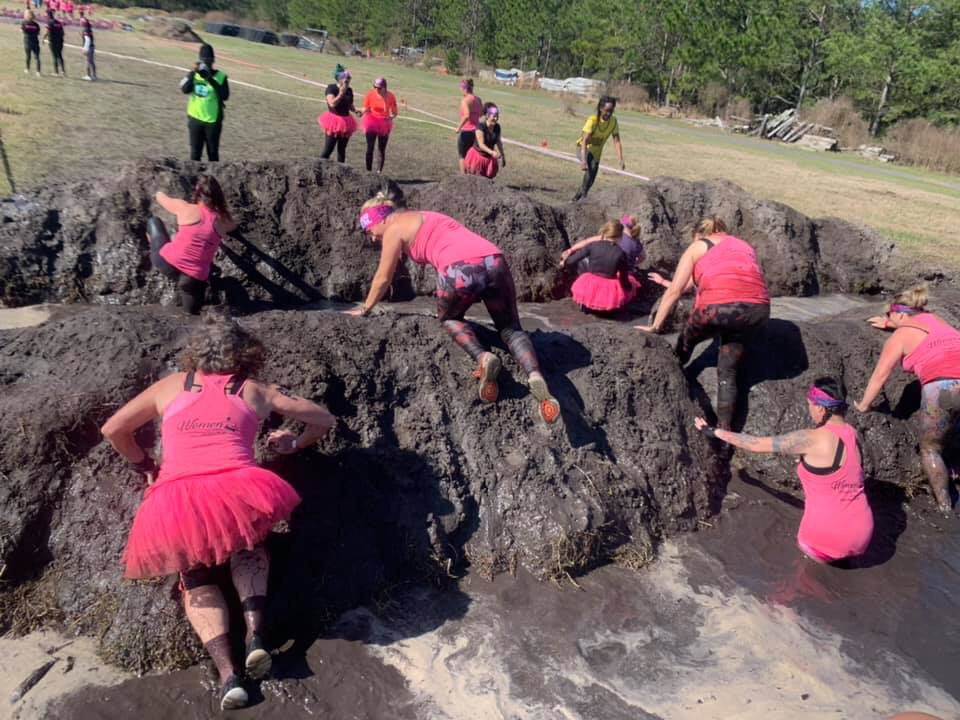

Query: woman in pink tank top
left=455, top=78, right=483, bottom=173
left=344, top=193, right=561, bottom=424
left=696, top=377, right=873, bottom=564
left=101, top=314, right=336, bottom=710
left=147, top=174, right=237, bottom=315
left=637, top=215, right=770, bottom=429
left=855, top=285, right=960, bottom=515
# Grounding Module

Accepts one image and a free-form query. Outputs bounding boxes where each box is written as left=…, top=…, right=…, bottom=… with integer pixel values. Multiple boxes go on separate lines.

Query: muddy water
left=38, top=293, right=960, bottom=718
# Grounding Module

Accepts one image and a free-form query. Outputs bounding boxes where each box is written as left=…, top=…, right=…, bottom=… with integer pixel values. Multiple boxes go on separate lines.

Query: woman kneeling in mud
left=102, top=313, right=335, bottom=710
left=696, top=377, right=874, bottom=564
left=345, top=193, right=561, bottom=424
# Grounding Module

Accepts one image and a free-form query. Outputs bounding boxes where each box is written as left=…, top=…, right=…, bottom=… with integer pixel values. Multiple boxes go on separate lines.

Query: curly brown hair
left=178, top=311, right=265, bottom=378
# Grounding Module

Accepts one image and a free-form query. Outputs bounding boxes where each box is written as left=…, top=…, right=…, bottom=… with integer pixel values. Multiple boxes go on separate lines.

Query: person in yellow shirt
left=573, top=95, right=625, bottom=201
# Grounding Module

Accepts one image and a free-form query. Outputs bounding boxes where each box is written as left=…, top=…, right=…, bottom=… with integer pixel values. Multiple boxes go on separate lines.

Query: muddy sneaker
left=472, top=352, right=501, bottom=403
left=220, top=674, right=248, bottom=711
left=528, top=372, right=560, bottom=424
left=244, top=634, right=272, bottom=681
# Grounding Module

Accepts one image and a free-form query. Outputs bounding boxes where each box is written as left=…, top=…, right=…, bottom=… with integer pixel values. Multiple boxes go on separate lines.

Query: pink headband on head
left=889, top=303, right=919, bottom=314
left=460, top=79, right=471, bottom=91
left=486, top=105, right=499, bottom=117
left=807, top=385, right=845, bottom=409
left=359, top=204, right=395, bottom=231
left=620, top=214, right=632, bottom=227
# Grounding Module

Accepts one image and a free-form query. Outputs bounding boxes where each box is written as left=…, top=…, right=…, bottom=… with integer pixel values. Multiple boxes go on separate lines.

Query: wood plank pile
left=731, top=108, right=839, bottom=151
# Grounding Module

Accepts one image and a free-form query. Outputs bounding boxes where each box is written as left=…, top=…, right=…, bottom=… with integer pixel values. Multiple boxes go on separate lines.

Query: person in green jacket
left=180, top=44, right=229, bottom=162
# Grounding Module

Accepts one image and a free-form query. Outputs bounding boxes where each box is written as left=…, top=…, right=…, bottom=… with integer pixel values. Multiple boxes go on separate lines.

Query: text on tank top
left=158, top=373, right=259, bottom=482
left=405, top=211, right=502, bottom=273
left=461, top=96, right=482, bottom=131
left=692, top=234, right=770, bottom=309
left=158, top=206, right=222, bottom=281
left=796, top=423, right=866, bottom=506
left=901, top=313, right=960, bottom=384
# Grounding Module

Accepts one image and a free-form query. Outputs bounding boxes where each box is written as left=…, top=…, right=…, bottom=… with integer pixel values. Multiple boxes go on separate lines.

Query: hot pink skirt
left=123, top=466, right=301, bottom=579
left=571, top=272, right=640, bottom=311
left=464, top=147, right=499, bottom=178
left=361, top=114, right=393, bottom=137
left=317, top=112, right=357, bottom=137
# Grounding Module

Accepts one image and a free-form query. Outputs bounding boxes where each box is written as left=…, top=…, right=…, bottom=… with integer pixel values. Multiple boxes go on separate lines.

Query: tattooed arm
left=694, top=417, right=817, bottom=455
left=248, top=382, right=336, bottom=454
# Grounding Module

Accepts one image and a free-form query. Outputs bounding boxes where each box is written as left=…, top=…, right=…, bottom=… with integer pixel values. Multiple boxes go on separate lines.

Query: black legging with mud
left=321, top=134, right=350, bottom=163
left=148, top=217, right=207, bottom=314
left=573, top=147, right=600, bottom=201
left=676, top=302, right=769, bottom=429
left=436, top=254, right=541, bottom=375
left=919, top=378, right=960, bottom=510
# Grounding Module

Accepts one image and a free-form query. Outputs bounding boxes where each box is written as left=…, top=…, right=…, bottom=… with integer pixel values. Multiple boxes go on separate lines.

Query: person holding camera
left=180, top=44, right=229, bottom=162
left=318, top=64, right=361, bottom=163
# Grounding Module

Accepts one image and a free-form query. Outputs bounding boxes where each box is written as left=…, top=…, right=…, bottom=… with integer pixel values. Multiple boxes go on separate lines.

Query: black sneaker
left=244, top=634, right=272, bottom=681
left=220, top=674, right=249, bottom=711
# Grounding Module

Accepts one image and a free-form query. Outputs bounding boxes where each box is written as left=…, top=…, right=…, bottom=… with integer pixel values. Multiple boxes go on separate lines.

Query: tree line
left=113, top=0, right=960, bottom=138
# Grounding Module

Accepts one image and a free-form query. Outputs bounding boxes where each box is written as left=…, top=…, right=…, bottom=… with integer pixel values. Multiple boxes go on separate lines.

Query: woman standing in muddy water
left=696, top=377, right=874, bottom=564
left=101, top=313, right=336, bottom=710
left=147, top=175, right=236, bottom=315
left=455, top=78, right=483, bottom=173
left=855, top=285, right=960, bottom=515
left=345, top=193, right=561, bottom=424
left=636, top=216, right=769, bottom=430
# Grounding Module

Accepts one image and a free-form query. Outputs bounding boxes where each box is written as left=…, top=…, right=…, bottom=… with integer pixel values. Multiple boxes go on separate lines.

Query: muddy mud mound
left=1, top=160, right=941, bottom=313
left=0, top=159, right=400, bottom=309
left=566, top=178, right=933, bottom=296
left=0, top=305, right=722, bottom=673
left=143, top=17, right=202, bottom=43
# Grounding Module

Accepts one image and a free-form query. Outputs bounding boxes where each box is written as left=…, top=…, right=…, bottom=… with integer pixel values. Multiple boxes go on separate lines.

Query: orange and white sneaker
left=472, top=352, right=501, bottom=403
left=528, top=372, right=560, bottom=424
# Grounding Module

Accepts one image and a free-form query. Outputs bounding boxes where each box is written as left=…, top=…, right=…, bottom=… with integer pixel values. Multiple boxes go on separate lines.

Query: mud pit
left=0, top=161, right=957, bottom=681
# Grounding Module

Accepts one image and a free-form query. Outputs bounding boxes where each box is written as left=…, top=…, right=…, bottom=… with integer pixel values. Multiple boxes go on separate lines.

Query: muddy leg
left=230, top=547, right=269, bottom=643
left=181, top=580, right=235, bottom=683
left=919, top=380, right=959, bottom=512
left=716, top=340, right=745, bottom=431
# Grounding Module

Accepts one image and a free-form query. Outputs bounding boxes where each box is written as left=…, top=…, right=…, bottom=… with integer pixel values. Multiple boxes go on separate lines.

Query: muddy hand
left=343, top=306, right=367, bottom=317
left=867, top=315, right=890, bottom=330
left=267, top=429, right=298, bottom=454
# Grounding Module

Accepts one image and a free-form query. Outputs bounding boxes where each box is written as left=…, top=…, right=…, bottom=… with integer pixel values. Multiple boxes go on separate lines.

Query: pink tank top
left=158, top=373, right=259, bottom=483
left=461, top=96, right=482, bottom=131
left=692, top=235, right=770, bottom=309
left=901, top=313, right=960, bottom=385
left=158, top=206, right=222, bottom=281
left=405, top=211, right=502, bottom=273
left=796, top=423, right=873, bottom=561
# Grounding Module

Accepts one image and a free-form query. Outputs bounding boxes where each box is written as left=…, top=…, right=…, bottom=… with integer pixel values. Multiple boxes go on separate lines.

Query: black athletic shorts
left=457, top=130, right=475, bottom=159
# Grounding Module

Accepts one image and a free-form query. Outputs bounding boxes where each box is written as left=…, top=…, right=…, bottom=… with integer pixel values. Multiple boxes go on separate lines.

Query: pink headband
left=359, top=204, right=394, bottom=231
left=620, top=214, right=632, bottom=227
left=807, top=386, right=845, bottom=409
left=889, top=303, right=919, bottom=314
left=460, top=80, right=471, bottom=91
left=486, top=105, right=499, bottom=117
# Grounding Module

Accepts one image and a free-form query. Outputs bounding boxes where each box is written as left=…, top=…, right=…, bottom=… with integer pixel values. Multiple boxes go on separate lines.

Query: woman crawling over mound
left=345, top=193, right=561, bottom=424
left=102, top=313, right=335, bottom=710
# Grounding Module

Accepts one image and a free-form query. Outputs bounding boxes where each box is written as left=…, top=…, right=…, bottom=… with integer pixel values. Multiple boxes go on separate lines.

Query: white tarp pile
left=537, top=76, right=605, bottom=96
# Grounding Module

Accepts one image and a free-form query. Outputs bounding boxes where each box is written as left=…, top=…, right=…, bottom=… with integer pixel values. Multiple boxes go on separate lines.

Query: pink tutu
left=464, top=147, right=499, bottom=178
left=361, top=114, right=393, bottom=137
left=317, top=112, right=357, bottom=137
left=122, top=466, right=301, bottom=579
left=571, top=272, right=640, bottom=311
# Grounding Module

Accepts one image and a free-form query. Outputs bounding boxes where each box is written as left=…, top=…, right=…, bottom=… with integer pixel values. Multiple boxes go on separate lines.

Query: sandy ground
left=0, top=631, right=128, bottom=720
left=0, top=306, right=50, bottom=330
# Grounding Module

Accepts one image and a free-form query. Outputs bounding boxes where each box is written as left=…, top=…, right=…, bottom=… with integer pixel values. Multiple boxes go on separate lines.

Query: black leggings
left=188, top=117, right=222, bottom=162
left=677, top=302, right=769, bottom=429
left=321, top=133, right=351, bottom=162
left=365, top=132, right=389, bottom=172
left=50, top=44, right=65, bottom=74
left=148, top=217, right=208, bottom=314
left=573, top=147, right=600, bottom=201
left=436, top=255, right=541, bottom=376
left=25, top=45, right=40, bottom=72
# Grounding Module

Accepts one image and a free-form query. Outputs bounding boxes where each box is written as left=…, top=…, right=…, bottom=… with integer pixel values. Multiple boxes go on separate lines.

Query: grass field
left=2, top=18, right=959, bottom=264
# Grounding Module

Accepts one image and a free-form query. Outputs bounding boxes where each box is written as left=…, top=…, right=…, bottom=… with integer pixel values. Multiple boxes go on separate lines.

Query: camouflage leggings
left=436, top=254, right=540, bottom=375
left=676, top=302, right=770, bottom=429
left=919, top=378, right=960, bottom=509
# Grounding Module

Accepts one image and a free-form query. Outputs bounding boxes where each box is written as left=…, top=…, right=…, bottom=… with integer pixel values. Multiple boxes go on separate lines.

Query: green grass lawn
left=2, top=20, right=959, bottom=265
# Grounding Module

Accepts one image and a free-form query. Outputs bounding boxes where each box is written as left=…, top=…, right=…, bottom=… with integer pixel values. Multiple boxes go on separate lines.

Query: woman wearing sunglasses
left=855, top=285, right=960, bottom=514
